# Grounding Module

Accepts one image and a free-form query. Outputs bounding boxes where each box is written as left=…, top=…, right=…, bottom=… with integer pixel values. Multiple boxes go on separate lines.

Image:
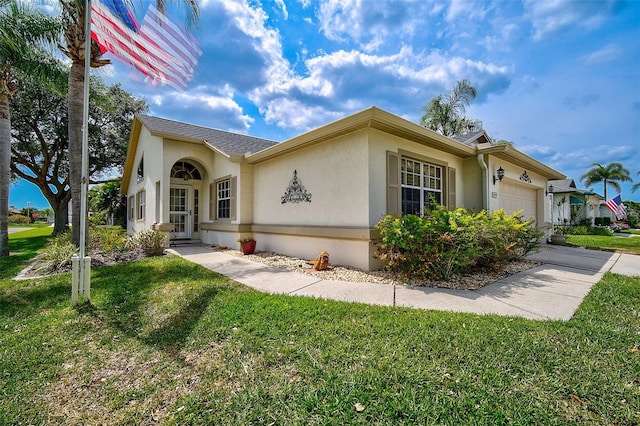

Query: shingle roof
left=451, top=130, right=491, bottom=146
left=136, top=114, right=278, bottom=156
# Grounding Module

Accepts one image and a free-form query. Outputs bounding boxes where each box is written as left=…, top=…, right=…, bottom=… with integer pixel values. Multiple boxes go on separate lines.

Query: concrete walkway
left=8, top=228, right=31, bottom=234
left=168, top=244, right=639, bottom=321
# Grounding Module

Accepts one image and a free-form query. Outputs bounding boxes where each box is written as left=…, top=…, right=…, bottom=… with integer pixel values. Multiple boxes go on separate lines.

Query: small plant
left=238, top=235, right=256, bottom=254
left=132, top=230, right=169, bottom=254
left=32, top=233, right=76, bottom=275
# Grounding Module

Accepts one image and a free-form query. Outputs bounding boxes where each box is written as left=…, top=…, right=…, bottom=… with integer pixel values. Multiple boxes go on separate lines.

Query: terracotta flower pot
left=240, top=241, right=256, bottom=255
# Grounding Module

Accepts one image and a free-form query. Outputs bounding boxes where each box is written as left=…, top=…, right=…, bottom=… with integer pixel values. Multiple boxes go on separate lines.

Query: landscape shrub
left=90, top=226, right=131, bottom=255
left=8, top=214, right=31, bottom=224
left=32, top=233, right=76, bottom=275
left=375, top=205, right=542, bottom=281
left=595, top=217, right=612, bottom=226
left=132, top=229, right=169, bottom=250
left=569, top=226, right=613, bottom=236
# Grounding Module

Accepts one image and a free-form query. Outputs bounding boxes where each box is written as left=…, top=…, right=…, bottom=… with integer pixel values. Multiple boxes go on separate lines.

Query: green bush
left=568, top=226, right=613, bottom=236
left=90, top=226, right=131, bottom=255
left=132, top=229, right=169, bottom=250
left=8, top=214, right=31, bottom=224
left=32, top=233, right=76, bottom=275
left=375, top=205, right=542, bottom=281
left=594, top=217, right=612, bottom=226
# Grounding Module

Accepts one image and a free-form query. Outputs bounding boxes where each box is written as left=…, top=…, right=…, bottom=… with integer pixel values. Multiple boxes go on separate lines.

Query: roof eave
left=121, top=116, right=143, bottom=194
left=477, top=144, right=566, bottom=180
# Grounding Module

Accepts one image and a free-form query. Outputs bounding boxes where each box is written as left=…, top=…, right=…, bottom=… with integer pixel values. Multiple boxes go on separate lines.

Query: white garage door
left=499, top=183, right=538, bottom=223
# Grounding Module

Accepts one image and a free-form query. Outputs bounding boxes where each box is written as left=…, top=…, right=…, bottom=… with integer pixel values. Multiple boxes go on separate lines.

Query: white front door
left=170, top=186, right=191, bottom=239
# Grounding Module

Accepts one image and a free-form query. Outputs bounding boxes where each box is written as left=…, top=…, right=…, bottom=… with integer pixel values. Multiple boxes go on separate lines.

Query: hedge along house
left=122, top=106, right=565, bottom=271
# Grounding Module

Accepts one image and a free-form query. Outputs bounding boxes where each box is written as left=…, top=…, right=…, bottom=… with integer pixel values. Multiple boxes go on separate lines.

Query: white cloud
left=249, top=45, right=510, bottom=130
left=524, top=0, right=614, bottom=40
left=274, top=0, right=288, bottom=20
left=316, top=0, right=422, bottom=47
left=582, top=43, right=622, bottom=65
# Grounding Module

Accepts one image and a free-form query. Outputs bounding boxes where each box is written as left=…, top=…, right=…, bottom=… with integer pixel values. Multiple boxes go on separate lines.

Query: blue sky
left=11, top=0, right=640, bottom=210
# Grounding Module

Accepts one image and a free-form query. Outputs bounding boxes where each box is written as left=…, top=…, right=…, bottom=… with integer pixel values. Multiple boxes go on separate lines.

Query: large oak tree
left=10, top=72, right=147, bottom=234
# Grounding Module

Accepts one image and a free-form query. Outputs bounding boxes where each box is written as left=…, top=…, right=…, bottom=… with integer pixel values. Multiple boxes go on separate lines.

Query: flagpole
left=79, top=0, right=92, bottom=302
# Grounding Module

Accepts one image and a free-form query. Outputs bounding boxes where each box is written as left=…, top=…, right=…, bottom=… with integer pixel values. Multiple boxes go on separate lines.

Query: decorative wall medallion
left=519, top=170, right=532, bottom=183
left=281, top=170, right=312, bottom=204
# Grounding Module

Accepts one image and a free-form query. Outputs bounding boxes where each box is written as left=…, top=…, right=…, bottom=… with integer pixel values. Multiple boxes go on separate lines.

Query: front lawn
left=1, top=231, right=639, bottom=424
left=567, top=234, right=640, bottom=255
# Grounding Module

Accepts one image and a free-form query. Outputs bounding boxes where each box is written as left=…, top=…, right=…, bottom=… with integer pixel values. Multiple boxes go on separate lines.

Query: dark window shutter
left=387, top=151, right=400, bottom=214
left=448, top=167, right=456, bottom=210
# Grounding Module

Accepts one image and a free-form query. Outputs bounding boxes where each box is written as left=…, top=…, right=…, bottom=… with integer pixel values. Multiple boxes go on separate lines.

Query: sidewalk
left=167, top=244, right=638, bottom=321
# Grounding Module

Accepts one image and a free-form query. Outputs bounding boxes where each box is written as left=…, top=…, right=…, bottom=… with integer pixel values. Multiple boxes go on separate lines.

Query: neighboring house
left=548, top=179, right=609, bottom=225
left=9, top=206, right=21, bottom=216
left=122, top=106, right=565, bottom=271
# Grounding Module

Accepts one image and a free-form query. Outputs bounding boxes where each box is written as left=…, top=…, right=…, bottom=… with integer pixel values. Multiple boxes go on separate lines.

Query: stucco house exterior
left=122, top=106, right=565, bottom=271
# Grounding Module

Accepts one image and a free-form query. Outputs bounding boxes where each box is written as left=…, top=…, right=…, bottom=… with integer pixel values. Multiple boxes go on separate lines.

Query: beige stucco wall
left=462, top=157, right=483, bottom=212
left=252, top=129, right=371, bottom=227
left=126, top=126, right=164, bottom=234
left=487, top=155, right=550, bottom=225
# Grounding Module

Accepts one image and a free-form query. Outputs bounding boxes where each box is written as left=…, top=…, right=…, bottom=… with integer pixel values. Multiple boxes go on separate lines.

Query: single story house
left=122, top=106, right=565, bottom=271
left=548, top=179, right=610, bottom=225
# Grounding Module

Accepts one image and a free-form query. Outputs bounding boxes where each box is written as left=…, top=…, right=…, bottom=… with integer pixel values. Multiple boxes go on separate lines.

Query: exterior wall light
left=493, top=166, right=505, bottom=185
left=546, top=184, right=554, bottom=196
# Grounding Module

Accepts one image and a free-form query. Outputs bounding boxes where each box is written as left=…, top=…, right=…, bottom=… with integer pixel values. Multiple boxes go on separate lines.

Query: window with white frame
left=401, top=158, right=443, bottom=215
left=136, top=190, right=146, bottom=220
left=216, top=179, right=231, bottom=219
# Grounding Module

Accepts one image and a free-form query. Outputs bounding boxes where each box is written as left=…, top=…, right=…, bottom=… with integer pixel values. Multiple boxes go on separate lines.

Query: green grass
left=1, top=232, right=639, bottom=425
left=621, top=229, right=640, bottom=235
left=567, top=234, right=640, bottom=255
left=8, top=222, right=51, bottom=228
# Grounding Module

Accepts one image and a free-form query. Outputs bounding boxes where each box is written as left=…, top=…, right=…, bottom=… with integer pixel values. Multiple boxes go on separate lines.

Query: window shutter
left=387, top=151, right=400, bottom=214
left=209, top=183, right=215, bottom=220
left=230, top=177, right=237, bottom=221
left=448, top=167, right=456, bottom=210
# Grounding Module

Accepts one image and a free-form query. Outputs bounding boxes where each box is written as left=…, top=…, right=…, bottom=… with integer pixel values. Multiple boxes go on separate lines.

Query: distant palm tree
left=58, top=0, right=200, bottom=246
left=580, top=162, right=632, bottom=200
left=0, top=0, right=62, bottom=256
left=420, top=79, right=481, bottom=137
left=632, top=171, right=640, bottom=193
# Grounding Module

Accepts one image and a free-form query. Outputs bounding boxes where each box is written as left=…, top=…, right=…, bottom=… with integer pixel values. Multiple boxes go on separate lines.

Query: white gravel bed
left=209, top=245, right=540, bottom=290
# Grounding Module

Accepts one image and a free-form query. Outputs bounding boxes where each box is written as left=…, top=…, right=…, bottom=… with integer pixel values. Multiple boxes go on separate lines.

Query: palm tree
left=632, top=171, right=640, bottom=193
left=0, top=0, right=62, bottom=256
left=580, top=162, right=632, bottom=200
left=419, top=79, right=481, bottom=137
left=58, top=0, right=199, bottom=246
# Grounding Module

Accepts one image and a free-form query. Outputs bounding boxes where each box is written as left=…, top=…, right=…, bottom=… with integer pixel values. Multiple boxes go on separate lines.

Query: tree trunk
left=68, top=61, right=85, bottom=247
left=0, top=92, right=11, bottom=256
left=53, top=200, right=69, bottom=235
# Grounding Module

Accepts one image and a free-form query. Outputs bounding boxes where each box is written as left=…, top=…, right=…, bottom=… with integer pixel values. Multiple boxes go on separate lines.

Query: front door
left=169, top=186, right=191, bottom=239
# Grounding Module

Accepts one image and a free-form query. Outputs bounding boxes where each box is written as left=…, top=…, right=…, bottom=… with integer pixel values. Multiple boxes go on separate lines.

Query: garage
left=499, top=182, right=538, bottom=223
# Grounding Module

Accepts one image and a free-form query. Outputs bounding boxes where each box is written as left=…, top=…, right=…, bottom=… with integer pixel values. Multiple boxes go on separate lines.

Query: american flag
left=90, top=0, right=202, bottom=90
left=605, top=194, right=627, bottom=220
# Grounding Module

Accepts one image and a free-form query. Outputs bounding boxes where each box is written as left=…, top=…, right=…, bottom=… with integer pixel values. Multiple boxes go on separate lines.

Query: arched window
left=171, top=161, right=202, bottom=181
